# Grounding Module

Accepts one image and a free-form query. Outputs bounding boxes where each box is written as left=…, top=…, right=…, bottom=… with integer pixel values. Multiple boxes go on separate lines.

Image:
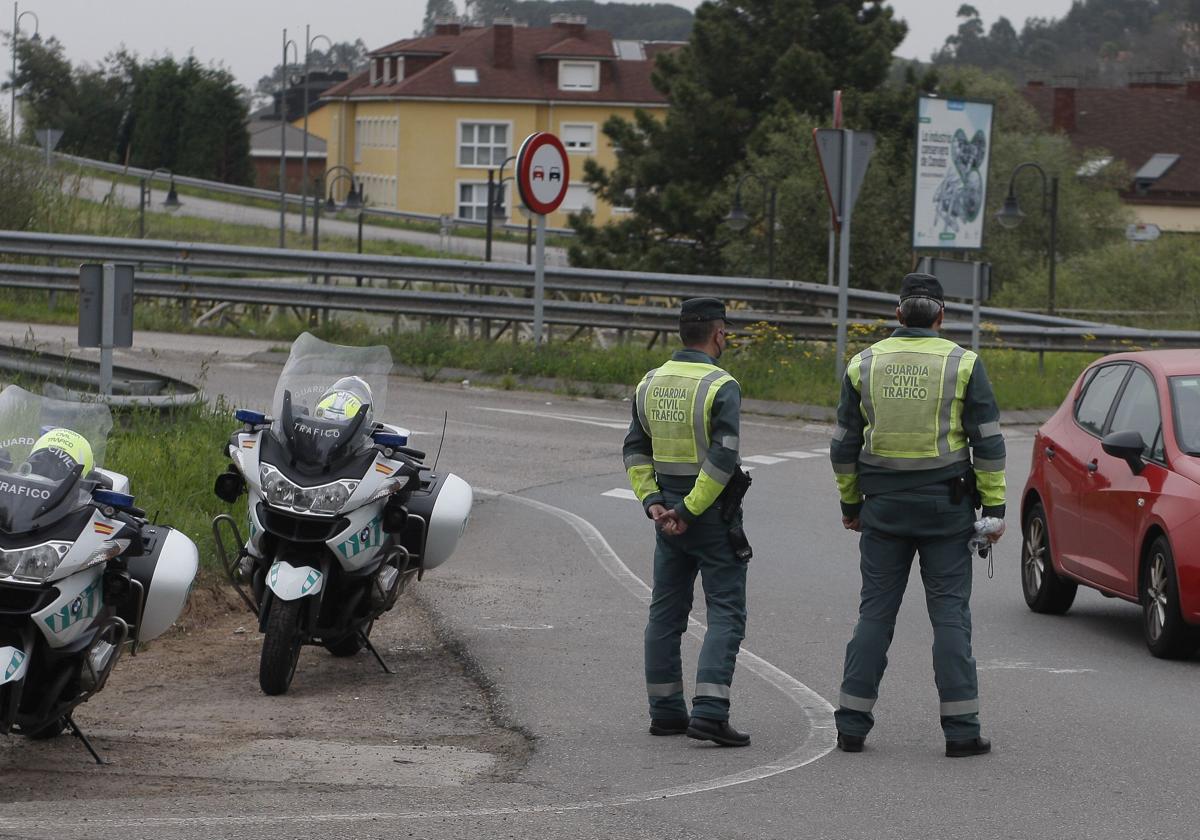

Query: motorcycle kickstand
left=360, top=631, right=393, bottom=675
left=65, top=715, right=107, bottom=765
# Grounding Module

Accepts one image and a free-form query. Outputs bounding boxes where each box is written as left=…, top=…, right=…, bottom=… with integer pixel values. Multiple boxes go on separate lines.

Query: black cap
left=680, top=297, right=727, bottom=323
left=899, top=273, right=944, bottom=304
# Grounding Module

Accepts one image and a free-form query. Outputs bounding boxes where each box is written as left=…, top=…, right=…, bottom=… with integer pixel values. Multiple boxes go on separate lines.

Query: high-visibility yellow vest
left=636, top=360, right=735, bottom=476
left=848, top=335, right=977, bottom=471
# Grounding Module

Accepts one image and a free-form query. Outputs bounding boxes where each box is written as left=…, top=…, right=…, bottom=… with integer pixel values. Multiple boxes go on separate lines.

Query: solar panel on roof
left=1135, top=153, right=1180, bottom=182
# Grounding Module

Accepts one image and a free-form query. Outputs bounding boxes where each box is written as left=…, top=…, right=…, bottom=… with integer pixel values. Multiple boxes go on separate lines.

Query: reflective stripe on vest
left=852, top=336, right=976, bottom=471
left=637, top=361, right=734, bottom=476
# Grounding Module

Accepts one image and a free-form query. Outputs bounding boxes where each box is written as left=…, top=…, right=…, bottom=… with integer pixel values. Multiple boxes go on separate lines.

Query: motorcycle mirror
left=214, top=470, right=246, bottom=503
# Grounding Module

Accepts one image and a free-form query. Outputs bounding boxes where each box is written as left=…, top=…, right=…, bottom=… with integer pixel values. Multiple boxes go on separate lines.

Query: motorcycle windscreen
left=269, top=332, right=393, bottom=422
left=278, top=391, right=369, bottom=469
left=0, top=386, right=112, bottom=533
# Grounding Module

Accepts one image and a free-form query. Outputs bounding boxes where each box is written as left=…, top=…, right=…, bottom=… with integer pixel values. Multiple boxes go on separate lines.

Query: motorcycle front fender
left=266, top=560, right=324, bottom=602
left=0, top=645, right=28, bottom=685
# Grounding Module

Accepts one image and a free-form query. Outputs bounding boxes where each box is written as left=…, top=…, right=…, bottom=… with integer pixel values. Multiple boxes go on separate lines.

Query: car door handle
left=1087, top=459, right=1099, bottom=472
left=1044, top=446, right=1055, bottom=460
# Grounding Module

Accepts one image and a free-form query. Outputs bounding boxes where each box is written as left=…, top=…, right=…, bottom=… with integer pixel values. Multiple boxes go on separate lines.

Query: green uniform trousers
left=644, top=492, right=746, bottom=722
left=836, top=483, right=981, bottom=740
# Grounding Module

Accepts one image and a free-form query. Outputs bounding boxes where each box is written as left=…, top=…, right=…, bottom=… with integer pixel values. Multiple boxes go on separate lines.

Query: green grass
left=105, top=402, right=244, bottom=575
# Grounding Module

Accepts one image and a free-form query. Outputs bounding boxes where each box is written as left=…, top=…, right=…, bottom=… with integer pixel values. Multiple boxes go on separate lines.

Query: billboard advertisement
left=912, top=96, right=994, bottom=251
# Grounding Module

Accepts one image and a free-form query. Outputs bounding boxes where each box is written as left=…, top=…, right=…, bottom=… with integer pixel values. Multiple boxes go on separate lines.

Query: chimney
left=494, top=18, right=514, bottom=69
left=550, top=13, right=587, bottom=39
left=1188, top=80, right=1200, bottom=101
left=434, top=19, right=461, bottom=36
left=1052, top=86, right=1076, bottom=133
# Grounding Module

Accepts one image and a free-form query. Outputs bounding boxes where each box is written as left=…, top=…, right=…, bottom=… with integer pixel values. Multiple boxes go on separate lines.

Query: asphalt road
left=1, top=328, right=1197, bottom=839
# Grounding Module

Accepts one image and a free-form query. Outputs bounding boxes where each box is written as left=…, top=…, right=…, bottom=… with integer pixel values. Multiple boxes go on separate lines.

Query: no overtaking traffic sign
left=516, top=132, right=570, bottom=216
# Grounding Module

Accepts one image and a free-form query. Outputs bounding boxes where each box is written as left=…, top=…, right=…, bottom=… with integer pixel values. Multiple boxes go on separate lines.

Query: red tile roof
left=321, top=24, right=675, bottom=106
left=1022, top=84, right=1200, bottom=203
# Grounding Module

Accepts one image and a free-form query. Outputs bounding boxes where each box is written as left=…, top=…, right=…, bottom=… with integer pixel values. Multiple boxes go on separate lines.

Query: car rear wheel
left=1021, top=502, right=1077, bottom=614
left=1141, top=536, right=1196, bottom=659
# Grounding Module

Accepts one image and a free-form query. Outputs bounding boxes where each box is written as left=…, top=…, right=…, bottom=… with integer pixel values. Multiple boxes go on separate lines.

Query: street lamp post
left=724, top=173, right=778, bottom=278
left=994, top=161, right=1060, bottom=317
left=9, top=3, right=39, bottom=143
left=278, top=30, right=299, bottom=248
left=299, top=26, right=332, bottom=236
left=486, top=154, right=517, bottom=262
left=138, top=168, right=182, bottom=238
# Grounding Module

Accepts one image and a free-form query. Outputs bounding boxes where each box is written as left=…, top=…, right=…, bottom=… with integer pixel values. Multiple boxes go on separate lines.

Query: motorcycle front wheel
left=259, top=597, right=304, bottom=696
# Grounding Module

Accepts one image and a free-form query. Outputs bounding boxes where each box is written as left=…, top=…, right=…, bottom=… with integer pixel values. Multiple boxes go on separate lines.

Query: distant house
left=1022, top=77, right=1200, bottom=232
left=247, top=120, right=326, bottom=193
left=313, top=16, right=679, bottom=226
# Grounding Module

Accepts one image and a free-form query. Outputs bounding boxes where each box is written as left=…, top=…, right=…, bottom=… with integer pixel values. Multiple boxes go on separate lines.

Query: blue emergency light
left=372, top=431, right=409, bottom=448
left=235, top=409, right=268, bottom=426
left=93, top=489, right=136, bottom=510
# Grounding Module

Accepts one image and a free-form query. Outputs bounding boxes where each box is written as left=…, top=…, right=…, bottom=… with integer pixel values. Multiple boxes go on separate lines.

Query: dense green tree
left=6, top=38, right=132, bottom=162
left=125, top=58, right=253, bottom=184
left=569, top=0, right=907, bottom=274
left=253, top=40, right=369, bottom=111
left=932, top=0, right=1193, bottom=83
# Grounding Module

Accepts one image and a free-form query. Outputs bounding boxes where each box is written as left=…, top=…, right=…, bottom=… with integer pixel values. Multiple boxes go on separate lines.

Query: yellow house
left=314, top=16, right=676, bottom=228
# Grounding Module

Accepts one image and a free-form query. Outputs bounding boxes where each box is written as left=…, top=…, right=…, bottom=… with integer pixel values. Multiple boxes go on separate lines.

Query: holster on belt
left=721, top=467, right=754, bottom=562
left=949, top=470, right=981, bottom=509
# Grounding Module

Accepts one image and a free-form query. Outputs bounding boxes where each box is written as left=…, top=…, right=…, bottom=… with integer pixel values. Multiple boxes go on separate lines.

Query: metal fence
left=0, top=230, right=1195, bottom=353
left=50, top=150, right=575, bottom=237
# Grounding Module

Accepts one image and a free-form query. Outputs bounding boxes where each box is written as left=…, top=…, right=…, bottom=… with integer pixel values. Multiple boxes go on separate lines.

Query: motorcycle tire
left=323, top=620, right=373, bottom=657
left=259, top=597, right=304, bottom=696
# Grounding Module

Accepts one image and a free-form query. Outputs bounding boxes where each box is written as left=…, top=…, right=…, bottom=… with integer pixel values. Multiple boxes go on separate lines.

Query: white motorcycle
left=0, top=386, right=198, bottom=763
left=212, top=333, right=472, bottom=696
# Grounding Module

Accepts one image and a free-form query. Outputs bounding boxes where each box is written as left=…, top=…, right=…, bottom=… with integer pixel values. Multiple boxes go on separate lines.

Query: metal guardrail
left=0, top=230, right=1195, bottom=353
left=51, top=150, right=575, bottom=237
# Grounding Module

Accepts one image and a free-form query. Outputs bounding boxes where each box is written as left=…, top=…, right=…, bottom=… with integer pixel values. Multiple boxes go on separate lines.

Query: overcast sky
left=3, top=0, right=1078, bottom=97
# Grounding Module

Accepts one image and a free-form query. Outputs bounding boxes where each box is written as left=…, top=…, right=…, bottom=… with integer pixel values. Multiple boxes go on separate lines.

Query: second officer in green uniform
left=831, top=273, right=1006, bottom=758
left=623, top=297, right=752, bottom=747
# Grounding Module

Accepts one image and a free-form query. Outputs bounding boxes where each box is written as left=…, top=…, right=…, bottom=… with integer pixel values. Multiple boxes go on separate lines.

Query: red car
left=1021, top=350, right=1200, bottom=658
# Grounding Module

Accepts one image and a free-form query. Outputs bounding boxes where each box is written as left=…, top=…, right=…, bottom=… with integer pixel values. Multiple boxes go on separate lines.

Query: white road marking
left=775, top=451, right=820, bottom=460
left=810, top=447, right=830, bottom=455
left=602, top=488, right=638, bottom=501
left=14, top=493, right=837, bottom=833
left=742, top=454, right=788, bottom=466
left=475, top=406, right=628, bottom=430
left=977, top=658, right=1095, bottom=675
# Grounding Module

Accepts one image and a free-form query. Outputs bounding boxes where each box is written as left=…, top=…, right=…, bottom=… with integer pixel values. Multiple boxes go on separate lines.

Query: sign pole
left=827, top=90, right=841, bottom=288
left=100, top=263, right=115, bottom=397
left=835, top=130, right=853, bottom=382
left=971, top=261, right=981, bottom=353
left=533, top=214, right=547, bottom=344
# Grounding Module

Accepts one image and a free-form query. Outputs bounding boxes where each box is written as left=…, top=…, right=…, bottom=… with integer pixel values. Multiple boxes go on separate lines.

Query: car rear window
left=1169, top=376, right=1200, bottom=456
left=1075, top=364, right=1128, bottom=436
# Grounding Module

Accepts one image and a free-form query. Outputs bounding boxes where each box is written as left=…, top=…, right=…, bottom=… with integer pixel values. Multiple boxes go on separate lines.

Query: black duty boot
left=945, top=736, right=991, bottom=757
left=687, top=717, right=750, bottom=747
left=649, top=718, right=689, bottom=736
left=836, top=732, right=865, bottom=753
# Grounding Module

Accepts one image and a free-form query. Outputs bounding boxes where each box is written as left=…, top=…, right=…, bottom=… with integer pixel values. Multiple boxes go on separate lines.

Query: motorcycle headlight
left=259, top=464, right=356, bottom=515
left=0, top=542, right=71, bottom=582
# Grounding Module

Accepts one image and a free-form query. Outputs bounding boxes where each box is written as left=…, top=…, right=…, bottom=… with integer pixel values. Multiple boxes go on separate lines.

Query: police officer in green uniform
left=830, top=273, right=1006, bottom=758
left=623, top=297, right=751, bottom=747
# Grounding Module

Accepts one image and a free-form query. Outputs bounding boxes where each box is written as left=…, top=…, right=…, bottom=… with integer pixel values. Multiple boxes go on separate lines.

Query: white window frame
left=453, top=66, right=479, bottom=84
left=558, top=60, right=599, bottom=92
left=455, top=179, right=509, bottom=222
left=560, top=122, right=596, bottom=154
left=354, top=118, right=363, bottom=163
left=456, top=119, right=512, bottom=169
left=560, top=182, right=596, bottom=213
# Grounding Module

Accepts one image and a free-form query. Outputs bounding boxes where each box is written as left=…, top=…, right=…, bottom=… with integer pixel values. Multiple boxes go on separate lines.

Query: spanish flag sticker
left=94, top=522, right=115, bottom=536
left=241, top=439, right=256, bottom=449
left=375, top=463, right=393, bottom=475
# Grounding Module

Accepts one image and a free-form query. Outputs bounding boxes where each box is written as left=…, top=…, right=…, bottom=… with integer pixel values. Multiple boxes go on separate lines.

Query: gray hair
left=899, top=296, right=943, bottom=328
